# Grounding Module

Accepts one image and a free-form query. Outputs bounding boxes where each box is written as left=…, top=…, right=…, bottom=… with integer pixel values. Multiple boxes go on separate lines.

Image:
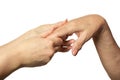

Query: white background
left=0, top=0, right=120, bottom=80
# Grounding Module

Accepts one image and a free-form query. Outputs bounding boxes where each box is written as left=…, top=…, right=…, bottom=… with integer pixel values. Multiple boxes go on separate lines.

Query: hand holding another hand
left=12, top=20, right=74, bottom=67
left=0, top=14, right=107, bottom=80
left=52, top=14, right=105, bottom=56
left=0, top=20, right=74, bottom=79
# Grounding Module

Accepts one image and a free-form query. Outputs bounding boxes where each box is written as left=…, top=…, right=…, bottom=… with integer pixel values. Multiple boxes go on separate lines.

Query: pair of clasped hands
left=0, top=14, right=106, bottom=79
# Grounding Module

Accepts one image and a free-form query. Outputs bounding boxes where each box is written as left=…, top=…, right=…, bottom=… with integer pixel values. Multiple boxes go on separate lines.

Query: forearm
left=93, top=20, right=120, bottom=80
left=0, top=45, right=21, bottom=80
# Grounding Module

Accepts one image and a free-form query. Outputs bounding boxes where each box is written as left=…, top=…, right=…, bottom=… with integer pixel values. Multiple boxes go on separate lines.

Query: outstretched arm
left=52, top=14, right=120, bottom=80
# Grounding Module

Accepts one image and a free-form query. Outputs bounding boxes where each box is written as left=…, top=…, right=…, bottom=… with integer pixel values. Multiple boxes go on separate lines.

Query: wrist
left=92, top=15, right=108, bottom=38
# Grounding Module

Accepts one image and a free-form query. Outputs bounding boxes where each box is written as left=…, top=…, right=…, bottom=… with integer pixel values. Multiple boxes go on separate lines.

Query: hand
left=17, top=21, right=75, bottom=67
left=2, top=20, right=73, bottom=68
left=52, top=14, right=105, bottom=56
left=0, top=20, right=75, bottom=79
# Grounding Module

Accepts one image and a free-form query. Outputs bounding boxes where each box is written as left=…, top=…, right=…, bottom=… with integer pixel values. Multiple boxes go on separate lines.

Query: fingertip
left=58, top=46, right=72, bottom=52
left=65, top=39, right=75, bottom=45
left=56, top=19, right=67, bottom=26
left=72, top=49, right=78, bottom=56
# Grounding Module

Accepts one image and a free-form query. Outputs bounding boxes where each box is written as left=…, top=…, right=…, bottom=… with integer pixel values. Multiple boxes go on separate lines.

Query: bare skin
left=0, top=21, right=74, bottom=80
left=1, top=14, right=120, bottom=80
left=52, top=14, right=120, bottom=80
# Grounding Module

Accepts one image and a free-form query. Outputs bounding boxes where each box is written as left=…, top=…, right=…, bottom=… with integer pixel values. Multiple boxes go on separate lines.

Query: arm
left=52, top=14, right=120, bottom=80
left=0, top=46, right=21, bottom=80
left=93, top=19, right=120, bottom=80
left=0, top=21, right=73, bottom=80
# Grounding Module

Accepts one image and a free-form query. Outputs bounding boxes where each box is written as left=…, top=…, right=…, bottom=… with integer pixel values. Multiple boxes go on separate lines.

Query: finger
left=54, top=38, right=63, bottom=46
left=52, top=39, right=74, bottom=52
left=55, top=46, right=72, bottom=52
left=60, top=46, right=72, bottom=52
left=40, top=27, right=55, bottom=38
left=62, top=39, right=75, bottom=46
left=49, top=37, right=63, bottom=46
left=40, top=20, right=67, bottom=38
left=58, top=39, right=74, bottom=52
left=72, top=32, right=87, bottom=56
left=52, top=19, right=68, bottom=29
left=53, top=39, right=75, bottom=52
left=52, top=20, right=79, bottom=38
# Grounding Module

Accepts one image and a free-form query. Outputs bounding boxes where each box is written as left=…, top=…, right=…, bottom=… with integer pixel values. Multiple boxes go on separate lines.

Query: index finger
left=52, top=20, right=79, bottom=38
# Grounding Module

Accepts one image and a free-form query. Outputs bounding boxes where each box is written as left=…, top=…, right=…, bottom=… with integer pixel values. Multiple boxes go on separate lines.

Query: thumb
left=72, top=32, right=87, bottom=56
